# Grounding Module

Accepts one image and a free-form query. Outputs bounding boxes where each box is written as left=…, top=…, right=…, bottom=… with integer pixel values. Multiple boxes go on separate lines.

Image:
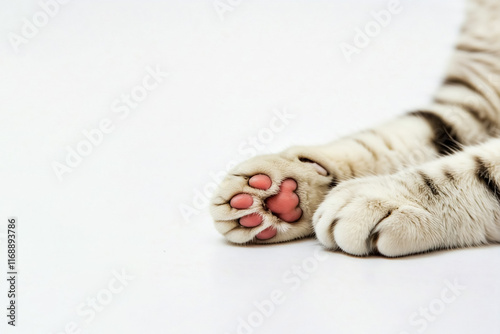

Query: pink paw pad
left=229, top=194, right=253, bottom=209
left=239, top=213, right=262, bottom=227
left=249, top=174, right=272, bottom=190
left=229, top=174, right=302, bottom=240
left=256, top=226, right=277, bottom=240
left=265, top=179, right=302, bottom=222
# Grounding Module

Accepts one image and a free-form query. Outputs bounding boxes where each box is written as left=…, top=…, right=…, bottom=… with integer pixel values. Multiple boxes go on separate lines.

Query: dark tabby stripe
left=369, top=130, right=394, bottom=151
left=444, top=76, right=497, bottom=112
left=475, top=156, right=500, bottom=203
left=346, top=161, right=356, bottom=177
left=443, top=168, right=456, bottom=182
left=409, top=111, right=462, bottom=156
left=418, top=171, right=440, bottom=195
left=456, top=43, right=483, bottom=54
left=352, top=138, right=378, bottom=159
left=434, top=97, right=484, bottom=126
left=443, top=77, right=480, bottom=96
left=328, top=176, right=338, bottom=189
left=441, top=77, right=499, bottom=132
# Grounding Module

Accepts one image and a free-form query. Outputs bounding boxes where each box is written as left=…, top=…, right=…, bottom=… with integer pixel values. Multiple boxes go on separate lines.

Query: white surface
left=1, top=0, right=499, bottom=333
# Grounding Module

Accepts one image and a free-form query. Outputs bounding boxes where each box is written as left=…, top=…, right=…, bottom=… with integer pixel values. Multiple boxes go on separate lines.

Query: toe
left=280, top=178, right=297, bottom=192
left=239, top=213, right=263, bottom=227
left=229, top=194, right=253, bottom=209
left=249, top=174, right=272, bottom=190
left=255, top=226, right=277, bottom=240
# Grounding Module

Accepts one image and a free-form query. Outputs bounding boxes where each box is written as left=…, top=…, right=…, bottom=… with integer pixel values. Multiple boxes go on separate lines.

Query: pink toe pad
left=239, top=213, right=262, bottom=227
left=230, top=194, right=253, bottom=209
left=280, top=179, right=297, bottom=192
left=249, top=174, right=272, bottom=190
left=256, top=226, right=277, bottom=240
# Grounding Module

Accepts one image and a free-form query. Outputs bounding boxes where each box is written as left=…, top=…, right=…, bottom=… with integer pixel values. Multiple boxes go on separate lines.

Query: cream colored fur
left=315, top=139, right=500, bottom=256
left=210, top=0, right=500, bottom=256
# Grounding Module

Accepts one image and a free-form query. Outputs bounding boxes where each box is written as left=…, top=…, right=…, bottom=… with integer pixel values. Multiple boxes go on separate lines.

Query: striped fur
left=211, top=0, right=500, bottom=255
left=314, top=139, right=500, bottom=256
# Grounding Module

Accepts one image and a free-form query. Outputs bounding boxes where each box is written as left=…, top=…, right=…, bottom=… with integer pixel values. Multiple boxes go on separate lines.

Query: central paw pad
left=228, top=175, right=302, bottom=240
left=265, top=179, right=302, bottom=222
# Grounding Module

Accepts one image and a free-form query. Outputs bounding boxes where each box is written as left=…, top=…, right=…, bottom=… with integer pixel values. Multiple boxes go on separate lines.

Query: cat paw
left=313, top=175, right=439, bottom=257
left=210, top=150, right=334, bottom=244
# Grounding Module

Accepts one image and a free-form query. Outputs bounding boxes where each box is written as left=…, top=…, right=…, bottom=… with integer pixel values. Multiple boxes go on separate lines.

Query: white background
left=1, top=0, right=499, bottom=333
